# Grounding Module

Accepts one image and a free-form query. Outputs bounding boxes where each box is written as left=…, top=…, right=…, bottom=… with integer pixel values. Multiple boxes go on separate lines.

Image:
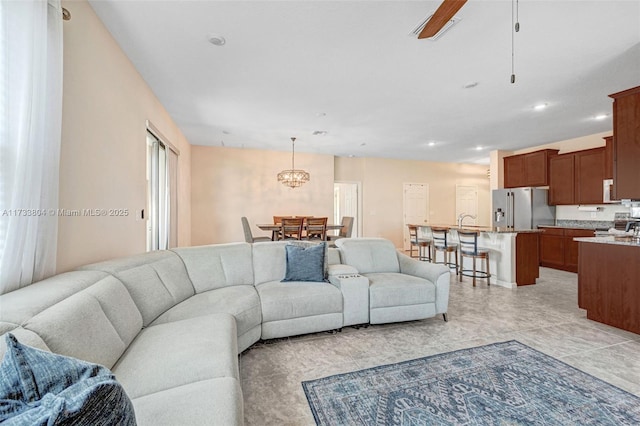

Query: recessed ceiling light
left=312, top=130, right=328, bottom=136
left=348, top=154, right=355, bottom=158
left=463, top=82, right=479, bottom=89
left=475, top=146, right=483, bottom=151
left=316, top=112, right=327, bottom=117
left=533, top=103, right=548, bottom=111
left=594, top=114, right=609, bottom=120
left=208, top=34, right=226, bottom=46
left=360, top=143, right=366, bottom=146
left=427, top=141, right=436, bottom=147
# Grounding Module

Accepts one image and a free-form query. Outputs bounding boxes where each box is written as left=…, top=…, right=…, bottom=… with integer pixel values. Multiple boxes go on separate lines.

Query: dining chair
left=408, top=225, right=432, bottom=261
left=306, top=217, right=328, bottom=241
left=280, top=217, right=304, bottom=240
left=327, top=216, right=354, bottom=247
left=272, top=216, right=287, bottom=240
left=457, top=230, right=491, bottom=287
left=241, top=217, right=271, bottom=243
left=430, top=226, right=458, bottom=274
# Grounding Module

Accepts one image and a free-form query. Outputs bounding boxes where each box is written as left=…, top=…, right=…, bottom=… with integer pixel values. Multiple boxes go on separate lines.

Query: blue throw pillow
left=282, top=242, right=326, bottom=282
left=0, top=333, right=136, bottom=426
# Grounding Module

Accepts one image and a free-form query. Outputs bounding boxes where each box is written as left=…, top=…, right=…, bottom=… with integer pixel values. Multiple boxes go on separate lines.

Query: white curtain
left=0, top=0, right=63, bottom=294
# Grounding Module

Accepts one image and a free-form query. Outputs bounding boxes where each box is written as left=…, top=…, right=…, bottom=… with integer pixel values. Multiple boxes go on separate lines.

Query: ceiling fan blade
left=418, top=0, right=468, bottom=39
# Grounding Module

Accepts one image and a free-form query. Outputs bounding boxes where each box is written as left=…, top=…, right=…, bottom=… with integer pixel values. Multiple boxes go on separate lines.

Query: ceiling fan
left=418, top=0, right=468, bottom=39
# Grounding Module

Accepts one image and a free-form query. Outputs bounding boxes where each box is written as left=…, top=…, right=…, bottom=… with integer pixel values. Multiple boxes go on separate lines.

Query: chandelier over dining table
left=277, top=137, right=310, bottom=188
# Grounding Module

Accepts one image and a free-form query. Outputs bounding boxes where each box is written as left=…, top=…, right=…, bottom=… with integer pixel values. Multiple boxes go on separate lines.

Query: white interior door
left=333, top=182, right=360, bottom=237
left=455, top=185, right=478, bottom=225
left=403, top=183, right=429, bottom=250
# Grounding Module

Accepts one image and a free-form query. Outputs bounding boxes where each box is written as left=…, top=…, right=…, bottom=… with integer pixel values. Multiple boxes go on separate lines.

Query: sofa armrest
left=397, top=252, right=451, bottom=314
left=328, top=273, right=369, bottom=326
left=327, top=263, right=359, bottom=277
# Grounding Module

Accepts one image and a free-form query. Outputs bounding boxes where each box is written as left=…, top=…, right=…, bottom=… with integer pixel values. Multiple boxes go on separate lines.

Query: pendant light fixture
left=277, top=137, right=310, bottom=188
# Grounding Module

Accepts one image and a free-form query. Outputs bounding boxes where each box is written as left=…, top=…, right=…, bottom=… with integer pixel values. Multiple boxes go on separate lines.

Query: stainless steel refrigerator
left=492, top=188, right=555, bottom=229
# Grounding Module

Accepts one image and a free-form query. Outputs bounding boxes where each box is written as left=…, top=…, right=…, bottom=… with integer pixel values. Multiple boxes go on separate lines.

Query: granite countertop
left=574, top=236, right=640, bottom=247
left=539, top=220, right=614, bottom=231
left=425, top=224, right=543, bottom=234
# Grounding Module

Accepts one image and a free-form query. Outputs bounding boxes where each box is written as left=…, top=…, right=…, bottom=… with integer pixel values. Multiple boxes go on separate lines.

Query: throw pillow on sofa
left=282, top=242, right=326, bottom=282
left=0, top=333, right=136, bottom=426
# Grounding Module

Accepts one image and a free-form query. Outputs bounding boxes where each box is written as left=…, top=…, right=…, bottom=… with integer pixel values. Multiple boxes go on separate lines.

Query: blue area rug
left=302, top=340, right=640, bottom=425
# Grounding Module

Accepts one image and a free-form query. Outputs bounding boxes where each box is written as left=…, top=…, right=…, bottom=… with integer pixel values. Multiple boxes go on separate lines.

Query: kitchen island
left=420, top=225, right=544, bottom=288
left=575, top=235, right=640, bottom=334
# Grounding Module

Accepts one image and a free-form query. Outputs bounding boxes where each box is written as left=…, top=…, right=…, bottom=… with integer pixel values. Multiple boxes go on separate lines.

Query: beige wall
left=335, top=157, right=491, bottom=248
left=57, top=0, right=191, bottom=272
left=191, top=146, right=334, bottom=245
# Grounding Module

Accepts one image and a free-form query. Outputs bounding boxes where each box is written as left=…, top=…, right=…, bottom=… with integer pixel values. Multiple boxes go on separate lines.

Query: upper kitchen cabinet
left=575, top=148, right=606, bottom=205
left=610, top=86, right=640, bottom=199
left=603, top=136, right=613, bottom=180
left=549, top=148, right=605, bottom=205
left=504, top=149, right=559, bottom=188
left=549, top=154, right=575, bottom=205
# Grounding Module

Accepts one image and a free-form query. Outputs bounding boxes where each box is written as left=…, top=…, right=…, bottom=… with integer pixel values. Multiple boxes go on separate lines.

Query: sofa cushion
left=81, top=251, right=194, bottom=326
left=0, top=334, right=136, bottom=426
left=252, top=241, right=288, bottom=285
left=256, top=281, right=343, bottom=323
left=22, top=276, right=143, bottom=369
left=172, top=243, right=254, bottom=292
left=335, top=238, right=400, bottom=274
left=132, top=378, right=243, bottom=426
left=282, top=243, right=326, bottom=282
left=0, top=270, right=109, bottom=325
left=113, top=313, right=238, bottom=399
left=365, top=272, right=435, bottom=308
left=151, top=285, right=261, bottom=338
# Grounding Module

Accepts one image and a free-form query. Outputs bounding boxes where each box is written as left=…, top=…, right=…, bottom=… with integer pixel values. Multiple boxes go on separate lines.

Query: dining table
left=256, top=223, right=343, bottom=241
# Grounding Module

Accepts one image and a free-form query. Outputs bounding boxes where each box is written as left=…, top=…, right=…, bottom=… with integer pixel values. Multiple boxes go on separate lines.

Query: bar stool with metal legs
left=408, top=225, right=432, bottom=261
left=457, top=230, right=491, bottom=287
left=430, top=226, right=458, bottom=274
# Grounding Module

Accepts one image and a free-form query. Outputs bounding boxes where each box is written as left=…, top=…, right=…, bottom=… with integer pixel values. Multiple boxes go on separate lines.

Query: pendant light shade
left=277, top=137, right=310, bottom=188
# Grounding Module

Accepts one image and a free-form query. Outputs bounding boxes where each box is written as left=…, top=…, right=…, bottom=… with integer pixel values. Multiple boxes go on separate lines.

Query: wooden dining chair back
left=327, top=216, right=354, bottom=246
left=457, top=230, right=490, bottom=286
left=280, top=217, right=304, bottom=240
left=241, top=217, right=271, bottom=243
left=408, top=225, right=431, bottom=261
left=306, top=217, right=328, bottom=241
left=430, top=226, right=458, bottom=274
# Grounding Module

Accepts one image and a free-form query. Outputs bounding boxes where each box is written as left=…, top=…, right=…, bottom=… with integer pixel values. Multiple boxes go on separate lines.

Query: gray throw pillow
left=0, top=333, right=136, bottom=426
left=285, top=240, right=328, bottom=279
left=282, top=242, right=326, bottom=282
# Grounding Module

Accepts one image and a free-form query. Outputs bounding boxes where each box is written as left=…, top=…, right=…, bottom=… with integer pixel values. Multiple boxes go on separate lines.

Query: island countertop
left=425, top=224, right=544, bottom=234
left=574, top=235, right=640, bottom=247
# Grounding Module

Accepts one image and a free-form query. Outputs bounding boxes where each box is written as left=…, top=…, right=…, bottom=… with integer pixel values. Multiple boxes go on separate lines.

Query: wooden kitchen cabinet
left=539, top=227, right=595, bottom=273
left=610, top=86, right=640, bottom=199
left=604, top=136, right=614, bottom=180
left=539, top=227, right=565, bottom=269
left=504, top=155, right=525, bottom=188
left=575, top=148, right=605, bottom=205
left=548, top=148, right=605, bottom=205
left=549, top=154, right=575, bottom=205
left=504, top=149, right=559, bottom=188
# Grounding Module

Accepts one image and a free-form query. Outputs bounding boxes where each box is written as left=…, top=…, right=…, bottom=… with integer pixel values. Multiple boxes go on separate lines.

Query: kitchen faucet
left=458, top=213, right=477, bottom=227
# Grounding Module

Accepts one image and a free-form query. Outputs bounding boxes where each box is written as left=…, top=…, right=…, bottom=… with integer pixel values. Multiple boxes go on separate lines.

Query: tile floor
left=239, top=267, right=640, bottom=425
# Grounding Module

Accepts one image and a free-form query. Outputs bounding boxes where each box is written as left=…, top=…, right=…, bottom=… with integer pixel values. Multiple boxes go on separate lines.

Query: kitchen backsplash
left=555, top=204, right=629, bottom=222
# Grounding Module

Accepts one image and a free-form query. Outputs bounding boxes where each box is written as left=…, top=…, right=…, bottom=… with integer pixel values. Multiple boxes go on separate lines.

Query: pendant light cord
left=511, top=0, right=515, bottom=83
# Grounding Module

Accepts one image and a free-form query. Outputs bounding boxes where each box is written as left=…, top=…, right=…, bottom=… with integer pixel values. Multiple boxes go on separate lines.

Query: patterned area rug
left=302, top=340, right=640, bottom=425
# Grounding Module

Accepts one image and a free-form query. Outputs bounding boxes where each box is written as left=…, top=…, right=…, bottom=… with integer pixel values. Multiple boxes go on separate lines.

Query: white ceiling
left=88, top=0, right=640, bottom=164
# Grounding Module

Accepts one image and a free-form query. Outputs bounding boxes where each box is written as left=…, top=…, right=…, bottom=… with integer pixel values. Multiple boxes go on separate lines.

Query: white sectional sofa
left=0, top=238, right=450, bottom=425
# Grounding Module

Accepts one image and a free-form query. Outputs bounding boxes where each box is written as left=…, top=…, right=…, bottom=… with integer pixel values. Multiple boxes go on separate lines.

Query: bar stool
left=457, top=230, right=491, bottom=287
left=408, top=225, right=432, bottom=261
left=430, top=227, right=458, bottom=274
